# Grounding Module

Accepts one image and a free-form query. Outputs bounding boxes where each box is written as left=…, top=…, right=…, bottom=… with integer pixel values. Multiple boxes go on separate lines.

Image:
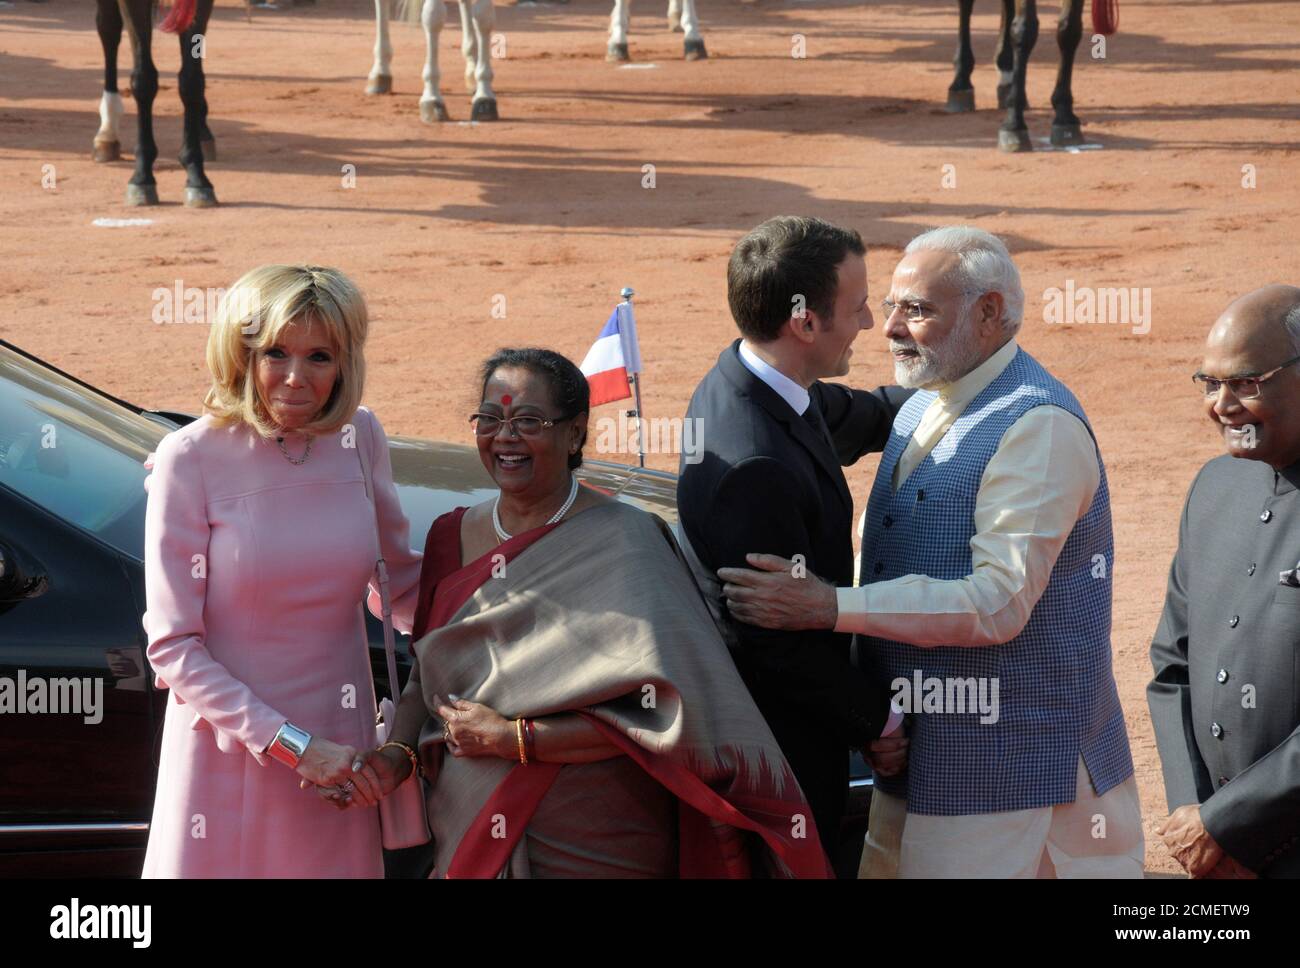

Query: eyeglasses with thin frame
left=881, top=292, right=984, bottom=323
left=1193, top=354, right=1300, bottom=400
left=469, top=411, right=573, bottom=437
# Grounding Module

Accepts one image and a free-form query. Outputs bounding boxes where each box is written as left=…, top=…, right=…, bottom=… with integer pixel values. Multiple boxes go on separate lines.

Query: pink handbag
left=355, top=416, right=433, bottom=850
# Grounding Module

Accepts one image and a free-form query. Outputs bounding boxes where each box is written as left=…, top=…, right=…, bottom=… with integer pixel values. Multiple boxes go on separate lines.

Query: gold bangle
left=378, top=740, right=420, bottom=779
left=515, top=717, right=528, bottom=765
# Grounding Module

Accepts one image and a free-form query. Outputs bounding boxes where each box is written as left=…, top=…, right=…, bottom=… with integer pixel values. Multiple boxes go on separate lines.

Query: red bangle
left=523, top=718, right=537, bottom=761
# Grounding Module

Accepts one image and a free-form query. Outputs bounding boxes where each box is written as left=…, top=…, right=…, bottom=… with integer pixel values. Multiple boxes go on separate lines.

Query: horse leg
left=667, top=0, right=680, bottom=31
left=994, top=0, right=1017, bottom=109
left=94, top=0, right=124, bottom=161
left=680, top=0, right=706, bottom=59
left=120, top=0, right=159, bottom=204
left=998, top=0, right=1037, bottom=152
left=367, top=0, right=394, bottom=94
left=185, top=0, right=216, bottom=163
left=945, top=0, right=976, bottom=113
left=608, top=0, right=630, bottom=62
left=178, top=0, right=217, bottom=206
left=460, top=0, right=477, bottom=93
left=1049, top=0, right=1085, bottom=145
left=467, top=0, right=498, bottom=120
left=419, top=0, right=449, bottom=122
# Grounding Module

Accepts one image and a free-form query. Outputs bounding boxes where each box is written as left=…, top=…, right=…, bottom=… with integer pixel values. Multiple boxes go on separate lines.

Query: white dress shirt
left=738, top=339, right=811, bottom=415
left=835, top=339, right=1102, bottom=647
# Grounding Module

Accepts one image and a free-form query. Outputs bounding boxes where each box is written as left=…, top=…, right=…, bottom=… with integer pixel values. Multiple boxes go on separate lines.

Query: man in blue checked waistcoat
left=719, top=226, right=1143, bottom=878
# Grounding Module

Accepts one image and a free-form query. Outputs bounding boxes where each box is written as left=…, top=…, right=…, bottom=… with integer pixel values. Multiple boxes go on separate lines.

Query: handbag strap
left=353, top=413, right=401, bottom=717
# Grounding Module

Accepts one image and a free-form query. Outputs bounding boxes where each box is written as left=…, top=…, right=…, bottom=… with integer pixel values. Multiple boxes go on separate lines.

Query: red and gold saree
left=410, top=499, right=831, bottom=878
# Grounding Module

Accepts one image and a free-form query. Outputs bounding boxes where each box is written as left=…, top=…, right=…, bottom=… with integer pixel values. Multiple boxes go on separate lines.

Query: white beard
left=893, top=343, right=984, bottom=389
left=894, top=355, right=944, bottom=389
left=892, top=311, right=985, bottom=389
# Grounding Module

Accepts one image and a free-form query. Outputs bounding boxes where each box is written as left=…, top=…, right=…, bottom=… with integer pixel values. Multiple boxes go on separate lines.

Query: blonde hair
left=204, top=264, right=368, bottom=438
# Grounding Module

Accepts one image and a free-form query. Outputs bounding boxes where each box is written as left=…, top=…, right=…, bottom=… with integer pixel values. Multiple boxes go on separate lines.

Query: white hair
left=1285, top=303, right=1300, bottom=355
left=904, top=226, right=1025, bottom=337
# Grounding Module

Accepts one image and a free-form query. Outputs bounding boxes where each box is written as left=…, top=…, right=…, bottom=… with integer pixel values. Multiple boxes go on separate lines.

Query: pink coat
left=140, top=407, right=422, bottom=877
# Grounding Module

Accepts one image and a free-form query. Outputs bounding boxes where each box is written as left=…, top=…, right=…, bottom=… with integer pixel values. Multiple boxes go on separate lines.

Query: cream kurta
left=840, top=339, right=1142, bottom=878
left=837, top=338, right=1101, bottom=643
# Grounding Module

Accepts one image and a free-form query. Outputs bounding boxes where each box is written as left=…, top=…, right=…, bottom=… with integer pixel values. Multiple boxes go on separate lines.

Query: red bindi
left=501, top=394, right=512, bottom=406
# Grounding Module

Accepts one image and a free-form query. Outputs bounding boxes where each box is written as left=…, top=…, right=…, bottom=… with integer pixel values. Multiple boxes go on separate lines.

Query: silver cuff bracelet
left=265, top=721, right=312, bottom=768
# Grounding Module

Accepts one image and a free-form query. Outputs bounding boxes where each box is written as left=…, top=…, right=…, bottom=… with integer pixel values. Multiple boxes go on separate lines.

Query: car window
left=0, top=348, right=163, bottom=560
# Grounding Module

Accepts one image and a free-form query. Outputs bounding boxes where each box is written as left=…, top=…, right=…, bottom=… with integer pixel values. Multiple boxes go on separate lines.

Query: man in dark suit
left=1149, top=284, right=1300, bottom=878
left=677, top=216, right=910, bottom=876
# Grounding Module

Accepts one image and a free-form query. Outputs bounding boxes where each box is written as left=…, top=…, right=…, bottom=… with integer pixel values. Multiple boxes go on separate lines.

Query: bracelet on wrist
left=378, top=740, right=421, bottom=780
left=266, top=721, right=312, bottom=769
left=523, top=718, right=537, bottom=762
left=515, top=717, right=528, bottom=765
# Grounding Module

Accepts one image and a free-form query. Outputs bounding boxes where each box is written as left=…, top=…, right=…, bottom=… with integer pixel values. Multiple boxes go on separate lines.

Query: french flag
left=580, top=301, right=642, bottom=407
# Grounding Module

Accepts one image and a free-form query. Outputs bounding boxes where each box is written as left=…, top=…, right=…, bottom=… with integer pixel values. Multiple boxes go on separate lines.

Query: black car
left=0, top=339, right=873, bottom=877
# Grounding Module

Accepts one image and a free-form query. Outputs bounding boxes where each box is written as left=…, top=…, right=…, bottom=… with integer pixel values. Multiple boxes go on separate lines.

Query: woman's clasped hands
left=298, top=735, right=412, bottom=811
left=301, top=693, right=514, bottom=809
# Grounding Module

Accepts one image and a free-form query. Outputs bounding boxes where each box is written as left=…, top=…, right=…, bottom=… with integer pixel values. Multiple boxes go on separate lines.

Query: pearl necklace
left=275, top=433, right=313, bottom=465
left=493, top=476, right=579, bottom=543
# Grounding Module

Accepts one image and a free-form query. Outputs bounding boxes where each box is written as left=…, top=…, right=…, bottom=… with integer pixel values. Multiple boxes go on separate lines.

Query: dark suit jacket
left=1149, top=454, right=1300, bottom=877
left=677, top=339, right=911, bottom=857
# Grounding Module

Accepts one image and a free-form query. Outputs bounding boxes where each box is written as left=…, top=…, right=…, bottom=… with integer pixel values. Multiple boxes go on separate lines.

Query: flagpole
left=621, top=286, right=646, bottom=469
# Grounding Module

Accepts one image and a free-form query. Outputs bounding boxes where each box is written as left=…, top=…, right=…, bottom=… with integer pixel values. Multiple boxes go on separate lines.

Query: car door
left=0, top=488, right=157, bottom=875
left=0, top=347, right=162, bottom=875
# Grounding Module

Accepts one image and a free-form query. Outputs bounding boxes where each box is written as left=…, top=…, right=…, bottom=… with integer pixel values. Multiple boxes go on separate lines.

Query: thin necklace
left=493, top=476, right=579, bottom=543
left=275, top=433, right=313, bottom=465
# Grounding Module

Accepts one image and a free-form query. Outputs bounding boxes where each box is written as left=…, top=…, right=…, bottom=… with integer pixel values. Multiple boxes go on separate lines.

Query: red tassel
left=1092, top=0, right=1119, bottom=36
left=159, top=0, right=198, bottom=34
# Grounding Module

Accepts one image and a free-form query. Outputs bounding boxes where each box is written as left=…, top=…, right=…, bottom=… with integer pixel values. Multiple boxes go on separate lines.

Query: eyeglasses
left=1193, top=354, right=1300, bottom=400
left=469, top=412, right=572, bottom=437
left=881, top=292, right=983, bottom=323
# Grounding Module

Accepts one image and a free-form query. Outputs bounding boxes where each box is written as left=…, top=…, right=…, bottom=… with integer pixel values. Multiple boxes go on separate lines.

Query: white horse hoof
left=684, top=38, right=707, bottom=60
left=607, top=41, right=629, bottom=62
left=366, top=74, right=393, bottom=95
left=470, top=97, right=498, bottom=122
left=420, top=99, right=449, bottom=123
left=93, top=139, right=121, bottom=163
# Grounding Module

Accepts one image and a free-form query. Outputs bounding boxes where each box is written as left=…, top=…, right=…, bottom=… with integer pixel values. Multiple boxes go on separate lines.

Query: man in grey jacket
left=1149, top=284, right=1300, bottom=879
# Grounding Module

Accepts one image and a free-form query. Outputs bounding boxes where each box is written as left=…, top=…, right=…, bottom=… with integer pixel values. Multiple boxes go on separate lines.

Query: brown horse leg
left=946, top=0, right=977, bottom=113
left=94, top=0, right=123, bottom=161
left=1050, top=0, right=1085, bottom=145
left=998, top=0, right=1037, bottom=152
left=994, top=0, right=1017, bottom=109
left=120, top=0, right=160, bottom=204
left=177, top=0, right=218, bottom=206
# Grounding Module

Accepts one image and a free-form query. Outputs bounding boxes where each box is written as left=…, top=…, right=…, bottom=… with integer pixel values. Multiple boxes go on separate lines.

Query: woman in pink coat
left=141, top=264, right=422, bottom=877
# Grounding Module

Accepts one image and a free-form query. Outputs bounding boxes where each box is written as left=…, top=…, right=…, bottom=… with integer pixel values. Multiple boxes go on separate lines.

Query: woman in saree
left=344, top=347, right=831, bottom=877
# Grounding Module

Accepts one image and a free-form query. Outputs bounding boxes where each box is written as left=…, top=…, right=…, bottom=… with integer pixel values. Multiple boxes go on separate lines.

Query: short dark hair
left=479, top=348, right=590, bottom=470
left=726, top=216, right=866, bottom=342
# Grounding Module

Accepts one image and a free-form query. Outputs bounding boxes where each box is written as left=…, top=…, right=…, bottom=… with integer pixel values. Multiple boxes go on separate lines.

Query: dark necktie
left=802, top=396, right=835, bottom=454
